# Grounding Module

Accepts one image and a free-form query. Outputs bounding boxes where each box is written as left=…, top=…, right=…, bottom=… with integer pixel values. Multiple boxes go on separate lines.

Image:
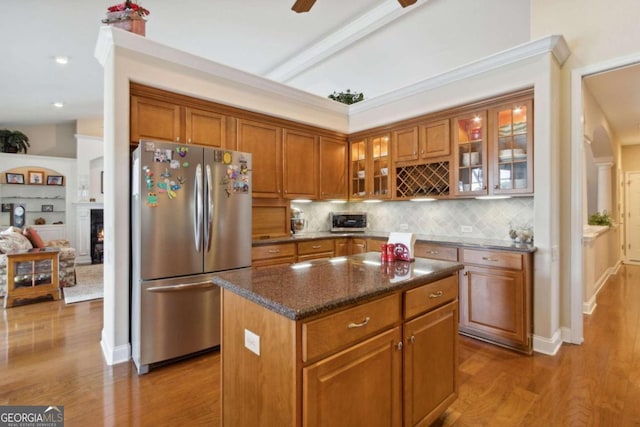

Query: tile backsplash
left=292, top=197, right=534, bottom=241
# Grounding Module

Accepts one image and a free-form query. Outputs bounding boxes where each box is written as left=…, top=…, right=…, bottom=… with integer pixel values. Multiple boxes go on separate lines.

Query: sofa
left=0, top=226, right=76, bottom=296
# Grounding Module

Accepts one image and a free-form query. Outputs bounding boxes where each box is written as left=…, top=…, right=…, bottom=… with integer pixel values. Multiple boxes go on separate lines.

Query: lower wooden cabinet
left=458, top=248, right=532, bottom=353
left=297, top=239, right=334, bottom=262
left=251, top=243, right=296, bottom=269
left=404, top=301, right=458, bottom=427
left=303, top=327, right=403, bottom=427
left=351, top=238, right=367, bottom=254
left=334, top=237, right=367, bottom=256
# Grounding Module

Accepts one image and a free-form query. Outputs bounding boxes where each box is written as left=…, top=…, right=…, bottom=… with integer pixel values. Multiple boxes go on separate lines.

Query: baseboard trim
left=101, top=329, right=131, bottom=365
left=532, top=329, right=563, bottom=355
left=583, top=261, right=620, bottom=315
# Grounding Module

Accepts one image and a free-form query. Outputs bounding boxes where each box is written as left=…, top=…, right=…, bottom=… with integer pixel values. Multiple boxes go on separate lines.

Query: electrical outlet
left=244, top=328, right=260, bottom=356
left=399, top=223, right=409, bottom=230
left=461, top=225, right=472, bottom=233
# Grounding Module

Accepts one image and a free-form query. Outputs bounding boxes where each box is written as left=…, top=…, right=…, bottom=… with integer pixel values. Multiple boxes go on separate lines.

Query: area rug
left=64, top=264, right=104, bottom=304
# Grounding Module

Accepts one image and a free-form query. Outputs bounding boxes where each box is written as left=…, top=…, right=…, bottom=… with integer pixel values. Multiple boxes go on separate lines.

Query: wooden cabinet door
left=369, top=133, right=392, bottom=200
left=404, top=301, right=458, bottom=427
left=419, top=119, right=450, bottom=159
left=303, top=327, right=402, bottom=427
left=459, top=265, right=528, bottom=349
left=334, top=238, right=350, bottom=256
left=283, top=129, right=318, bottom=199
left=351, top=238, right=366, bottom=254
left=237, top=119, right=282, bottom=198
left=393, top=126, right=419, bottom=163
left=184, top=107, right=225, bottom=148
left=319, top=137, right=348, bottom=200
left=130, top=96, right=181, bottom=144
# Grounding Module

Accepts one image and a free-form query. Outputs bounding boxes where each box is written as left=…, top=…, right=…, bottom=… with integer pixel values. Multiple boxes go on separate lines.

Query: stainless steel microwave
left=330, top=212, right=367, bottom=232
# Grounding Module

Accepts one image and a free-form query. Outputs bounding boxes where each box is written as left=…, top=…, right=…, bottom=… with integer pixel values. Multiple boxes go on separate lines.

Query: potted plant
left=328, top=89, right=364, bottom=105
left=102, top=1, right=150, bottom=35
left=0, top=129, right=30, bottom=153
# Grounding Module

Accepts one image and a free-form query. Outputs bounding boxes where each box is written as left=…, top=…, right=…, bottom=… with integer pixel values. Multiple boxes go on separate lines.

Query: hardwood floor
left=1, top=265, right=640, bottom=426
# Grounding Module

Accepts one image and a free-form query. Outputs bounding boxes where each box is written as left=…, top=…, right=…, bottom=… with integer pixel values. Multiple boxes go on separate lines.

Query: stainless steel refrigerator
left=131, top=140, right=251, bottom=374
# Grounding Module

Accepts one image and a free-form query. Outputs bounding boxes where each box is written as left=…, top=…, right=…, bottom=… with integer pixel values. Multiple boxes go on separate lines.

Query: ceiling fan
left=292, top=0, right=417, bottom=13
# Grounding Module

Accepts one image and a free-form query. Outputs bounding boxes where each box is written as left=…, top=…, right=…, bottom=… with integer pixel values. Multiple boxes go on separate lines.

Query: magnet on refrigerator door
left=176, top=146, right=188, bottom=157
left=154, top=149, right=173, bottom=163
left=170, top=159, right=181, bottom=169
left=146, top=192, right=158, bottom=207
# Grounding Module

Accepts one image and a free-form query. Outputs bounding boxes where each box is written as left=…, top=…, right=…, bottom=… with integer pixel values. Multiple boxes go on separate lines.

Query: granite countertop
left=253, top=231, right=537, bottom=253
left=212, top=252, right=463, bottom=321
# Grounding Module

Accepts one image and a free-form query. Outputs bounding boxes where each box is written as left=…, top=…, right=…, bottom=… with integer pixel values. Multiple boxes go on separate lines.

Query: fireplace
left=90, top=209, right=104, bottom=264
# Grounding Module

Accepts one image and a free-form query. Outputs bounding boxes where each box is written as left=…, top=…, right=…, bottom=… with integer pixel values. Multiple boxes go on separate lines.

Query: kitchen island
left=212, top=252, right=463, bottom=427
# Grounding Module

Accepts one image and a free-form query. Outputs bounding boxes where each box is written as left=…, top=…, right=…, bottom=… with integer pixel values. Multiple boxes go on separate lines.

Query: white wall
left=0, top=122, right=77, bottom=159
left=76, top=134, right=104, bottom=203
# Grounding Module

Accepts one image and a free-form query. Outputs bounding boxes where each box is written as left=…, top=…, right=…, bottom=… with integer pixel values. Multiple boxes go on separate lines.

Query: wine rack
left=395, top=161, right=450, bottom=199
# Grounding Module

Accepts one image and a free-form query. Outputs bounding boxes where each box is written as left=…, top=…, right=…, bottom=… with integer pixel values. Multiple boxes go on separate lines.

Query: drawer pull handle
left=482, top=257, right=499, bottom=262
left=268, top=249, right=280, bottom=254
left=312, top=245, right=321, bottom=249
left=428, top=250, right=439, bottom=254
left=348, top=317, right=370, bottom=329
left=429, top=290, right=444, bottom=299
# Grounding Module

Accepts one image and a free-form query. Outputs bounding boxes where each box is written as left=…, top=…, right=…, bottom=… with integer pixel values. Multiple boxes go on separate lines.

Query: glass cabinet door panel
left=493, top=100, right=532, bottom=194
left=351, top=140, right=367, bottom=197
left=371, top=135, right=390, bottom=197
left=454, top=112, right=486, bottom=194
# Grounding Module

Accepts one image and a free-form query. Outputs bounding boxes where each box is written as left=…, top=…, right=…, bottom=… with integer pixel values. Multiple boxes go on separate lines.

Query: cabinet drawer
left=252, top=243, right=296, bottom=261
left=414, top=243, right=458, bottom=261
left=461, top=248, right=522, bottom=270
left=302, top=294, right=401, bottom=362
left=404, top=274, right=458, bottom=319
left=297, top=252, right=334, bottom=262
left=297, top=239, right=334, bottom=255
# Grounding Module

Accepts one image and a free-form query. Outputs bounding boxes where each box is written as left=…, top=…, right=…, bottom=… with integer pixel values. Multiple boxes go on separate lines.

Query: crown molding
left=349, top=35, right=571, bottom=115
left=265, top=0, right=429, bottom=82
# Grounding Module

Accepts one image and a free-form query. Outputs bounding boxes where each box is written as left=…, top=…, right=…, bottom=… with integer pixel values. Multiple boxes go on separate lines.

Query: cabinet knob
left=188, top=138, right=192, bottom=144
left=463, top=270, right=468, bottom=276
left=176, top=137, right=180, bottom=142
left=409, top=335, right=415, bottom=344
left=396, top=341, right=403, bottom=351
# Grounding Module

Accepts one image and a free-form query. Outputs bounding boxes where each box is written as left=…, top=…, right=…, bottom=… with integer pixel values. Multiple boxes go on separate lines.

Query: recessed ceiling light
left=52, top=102, right=64, bottom=108
left=54, top=56, right=69, bottom=65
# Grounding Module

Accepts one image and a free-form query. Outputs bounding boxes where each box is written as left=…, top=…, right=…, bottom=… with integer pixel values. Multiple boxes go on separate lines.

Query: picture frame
left=41, top=204, right=54, bottom=212
left=46, top=175, right=64, bottom=186
left=6, top=173, right=24, bottom=184
left=1, top=203, right=12, bottom=212
left=28, top=170, right=44, bottom=185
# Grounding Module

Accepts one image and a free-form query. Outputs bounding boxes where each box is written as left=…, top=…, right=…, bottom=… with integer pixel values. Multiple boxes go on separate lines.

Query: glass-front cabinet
left=453, top=111, right=487, bottom=195
left=490, top=99, right=533, bottom=194
left=350, top=133, right=391, bottom=200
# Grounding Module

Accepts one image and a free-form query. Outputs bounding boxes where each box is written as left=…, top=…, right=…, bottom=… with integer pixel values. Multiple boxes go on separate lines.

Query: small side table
left=4, top=248, right=60, bottom=308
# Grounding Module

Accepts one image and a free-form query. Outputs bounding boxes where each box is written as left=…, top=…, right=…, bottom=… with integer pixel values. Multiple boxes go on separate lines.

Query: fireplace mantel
left=75, top=203, right=104, bottom=264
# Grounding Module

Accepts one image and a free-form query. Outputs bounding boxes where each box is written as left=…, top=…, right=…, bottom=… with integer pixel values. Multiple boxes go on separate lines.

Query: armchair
left=0, top=227, right=76, bottom=297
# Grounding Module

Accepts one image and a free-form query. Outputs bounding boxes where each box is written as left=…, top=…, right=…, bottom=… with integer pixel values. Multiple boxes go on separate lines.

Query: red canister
left=380, top=244, right=388, bottom=262
left=386, top=243, right=396, bottom=262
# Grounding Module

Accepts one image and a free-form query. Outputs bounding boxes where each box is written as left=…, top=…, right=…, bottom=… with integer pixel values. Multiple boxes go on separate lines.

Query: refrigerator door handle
left=194, top=163, right=203, bottom=252
left=146, top=282, right=217, bottom=293
left=204, top=164, right=213, bottom=251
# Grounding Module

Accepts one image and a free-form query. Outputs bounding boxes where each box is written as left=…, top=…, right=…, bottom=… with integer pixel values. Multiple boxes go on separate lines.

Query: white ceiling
left=1, top=0, right=636, bottom=145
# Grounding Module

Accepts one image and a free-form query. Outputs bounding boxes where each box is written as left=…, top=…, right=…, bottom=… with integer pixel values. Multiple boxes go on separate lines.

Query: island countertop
left=212, top=252, right=463, bottom=321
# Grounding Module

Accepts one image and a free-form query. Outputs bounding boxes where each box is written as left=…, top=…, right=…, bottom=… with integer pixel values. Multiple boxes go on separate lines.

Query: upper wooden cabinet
left=131, top=96, right=181, bottom=144
left=237, top=119, right=282, bottom=198
left=350, top=133, right=391, bottom=200
left=393, top=120, right=450, bottom=164
left=283, top=129, right=318, bottom=200
left=130, top=96, right=226, bottom=148
left=184, top=107, right=226, bottom=147
left=319, top=137, right=348, bottom=200
left=489, top=98, right=533, bottom=194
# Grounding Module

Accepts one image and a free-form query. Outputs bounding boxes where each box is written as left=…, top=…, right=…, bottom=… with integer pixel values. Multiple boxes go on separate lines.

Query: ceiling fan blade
left=292, top=0, right=316, bottom=13
left=397, top=0, right=418, bottom=7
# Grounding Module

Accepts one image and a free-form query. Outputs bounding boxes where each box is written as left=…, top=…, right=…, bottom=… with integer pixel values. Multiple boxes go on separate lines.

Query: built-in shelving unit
left=0, top=184, right=66, bottom=226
